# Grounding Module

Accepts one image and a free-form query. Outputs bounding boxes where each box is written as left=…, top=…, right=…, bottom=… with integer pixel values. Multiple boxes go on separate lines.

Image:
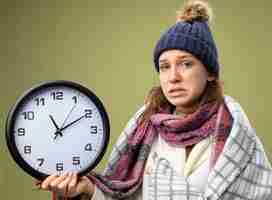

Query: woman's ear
left=207, top=74, right=216, bottom=82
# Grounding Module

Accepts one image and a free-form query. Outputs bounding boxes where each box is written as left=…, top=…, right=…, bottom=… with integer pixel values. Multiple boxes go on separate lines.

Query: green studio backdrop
left=1, top=0, right=271, bottom=199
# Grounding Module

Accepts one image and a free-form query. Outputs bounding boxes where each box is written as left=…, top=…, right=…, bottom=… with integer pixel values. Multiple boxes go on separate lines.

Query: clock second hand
left=60, top=103, right=77, bottom=129
left=53, top=103, right=77, bottom=140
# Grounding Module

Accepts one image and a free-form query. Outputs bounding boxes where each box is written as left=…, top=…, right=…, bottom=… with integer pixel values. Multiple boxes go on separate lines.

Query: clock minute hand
left=59, top=115, right=85, bottom=132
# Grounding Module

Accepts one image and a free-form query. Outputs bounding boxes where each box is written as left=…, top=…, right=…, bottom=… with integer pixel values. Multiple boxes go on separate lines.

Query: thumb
left=76, top=176, right=94, bottom=196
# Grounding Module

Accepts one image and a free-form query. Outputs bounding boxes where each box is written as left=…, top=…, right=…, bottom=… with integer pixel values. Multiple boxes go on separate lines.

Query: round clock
left=6, top=80, right=110, bottom=180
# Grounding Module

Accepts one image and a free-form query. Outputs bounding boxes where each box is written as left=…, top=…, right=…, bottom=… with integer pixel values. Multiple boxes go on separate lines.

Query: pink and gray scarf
left=87, top=101, right=233, bottom=199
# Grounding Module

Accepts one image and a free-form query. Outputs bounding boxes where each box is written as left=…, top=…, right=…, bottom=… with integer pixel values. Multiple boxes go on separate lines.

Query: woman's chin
left=169, top=97, right=190, bottom=107
left=168, top=96, right=199, bottom=112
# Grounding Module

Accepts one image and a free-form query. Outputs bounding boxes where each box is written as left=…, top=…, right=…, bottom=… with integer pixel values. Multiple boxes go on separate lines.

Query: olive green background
left=1, top=0, right=271, bottom=199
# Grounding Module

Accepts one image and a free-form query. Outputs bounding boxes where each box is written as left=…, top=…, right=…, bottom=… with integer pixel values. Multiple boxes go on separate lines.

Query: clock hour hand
left=49, top=115, right=63, bottom=139
left=49, top=115, right=60, bottom=130
left=59, top=114, right=85, bottom=132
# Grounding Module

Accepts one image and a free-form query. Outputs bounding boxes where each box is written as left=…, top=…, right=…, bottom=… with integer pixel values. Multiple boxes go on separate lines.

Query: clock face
left=6, top=80, right=110, bottom=180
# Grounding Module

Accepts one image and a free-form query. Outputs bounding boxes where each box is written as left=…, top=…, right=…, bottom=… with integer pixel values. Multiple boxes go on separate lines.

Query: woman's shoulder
left=223, top=95, right=255, bottom=136
left=121, top=105, right=147, bottom=132
left=223, top=95, right=240, bottom=106
left=133, top=105, right=147, bottom=118
left=127, top=105, right=146, bottom=122
left=223, top=95, right=245, bottom=115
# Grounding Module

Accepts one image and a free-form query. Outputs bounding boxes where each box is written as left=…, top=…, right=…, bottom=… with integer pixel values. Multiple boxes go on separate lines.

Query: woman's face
left=159, top=50, right=215, bottom=113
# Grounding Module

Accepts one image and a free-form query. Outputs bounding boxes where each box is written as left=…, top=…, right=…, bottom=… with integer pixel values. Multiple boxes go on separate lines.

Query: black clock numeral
left=72, top=156, right=80, bottom=165
left=90, top=126, right=98, bottom=134
left=34, top=97, right=45, bottom=106
left=37, top=158, right=45, bottom=166
left=72, top=96, right=77, bottom=104
left=56, top=163, right=64, bottom=171
left=85, top=143, right=92, bottom=151
left=51, top=91, right=63, bottom=100
left=22, top=111, right=34, bottom=120
left=17, top=128, right=25, bottom=136
left=24, top=145, right=31, bottom=154
left=85, top=109, right=92, bottom=118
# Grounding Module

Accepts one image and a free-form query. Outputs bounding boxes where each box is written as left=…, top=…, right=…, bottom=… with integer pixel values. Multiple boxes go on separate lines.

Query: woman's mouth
left=168, top=88, right=187, bottom=97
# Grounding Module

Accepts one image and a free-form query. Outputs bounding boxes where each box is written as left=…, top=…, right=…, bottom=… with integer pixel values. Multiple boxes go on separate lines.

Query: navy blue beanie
left=153, top=0, right=219, bottom=76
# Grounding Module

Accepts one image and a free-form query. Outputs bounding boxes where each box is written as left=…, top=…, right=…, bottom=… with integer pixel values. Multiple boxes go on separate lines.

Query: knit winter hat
left=153, top=0, right=219, bottom=76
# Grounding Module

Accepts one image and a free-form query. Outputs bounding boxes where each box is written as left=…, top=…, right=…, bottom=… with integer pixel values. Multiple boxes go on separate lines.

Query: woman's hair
left=138, top=79, right=224, bottom=125
left=138, top=0, right=223, bottom=125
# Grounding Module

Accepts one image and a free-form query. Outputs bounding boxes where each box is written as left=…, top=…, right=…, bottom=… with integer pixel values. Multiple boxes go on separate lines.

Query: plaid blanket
left=102, top=96, right=272, bottom=200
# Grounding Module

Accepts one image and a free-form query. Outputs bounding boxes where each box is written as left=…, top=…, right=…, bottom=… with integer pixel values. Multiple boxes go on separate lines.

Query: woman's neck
left=175, top=104, right=199, bottom=115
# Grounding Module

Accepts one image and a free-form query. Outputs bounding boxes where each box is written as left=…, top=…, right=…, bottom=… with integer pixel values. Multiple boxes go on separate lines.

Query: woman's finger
left=49, top=173, right=69, bottom=190
left=56, top=172, right=74, bottom=195
left=67, top=172, right=78, bottom=193
left=41, top=175, right=59, bottom=190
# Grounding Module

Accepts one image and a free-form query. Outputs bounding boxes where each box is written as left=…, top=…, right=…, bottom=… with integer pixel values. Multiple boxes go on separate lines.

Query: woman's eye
left=159, top=64, right=169, bottom=71
left=177, top=60, right=193, bottom=68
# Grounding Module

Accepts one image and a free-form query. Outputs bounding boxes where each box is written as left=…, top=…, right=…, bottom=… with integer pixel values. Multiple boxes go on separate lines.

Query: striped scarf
left=87, top=101, right=233, bottom=199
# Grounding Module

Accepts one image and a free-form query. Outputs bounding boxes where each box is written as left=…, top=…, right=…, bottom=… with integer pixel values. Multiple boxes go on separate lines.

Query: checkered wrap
left=99, top=96, right=272, bottom=200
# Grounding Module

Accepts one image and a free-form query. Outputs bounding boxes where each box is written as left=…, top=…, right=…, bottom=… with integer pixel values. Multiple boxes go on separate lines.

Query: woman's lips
left=168, top=88, right=187, bottom=97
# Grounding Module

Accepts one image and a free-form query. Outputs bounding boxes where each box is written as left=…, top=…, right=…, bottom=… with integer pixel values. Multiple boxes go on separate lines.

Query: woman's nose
left=169, top=66, right=182, bottom=82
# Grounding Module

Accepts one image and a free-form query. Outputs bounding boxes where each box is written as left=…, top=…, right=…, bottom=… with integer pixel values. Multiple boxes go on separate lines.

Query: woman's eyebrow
left=176, top=55, right=192, bottom=60
left=158, top=59, right=168, bottom=64
left=159, top=55, right=192, bottom=63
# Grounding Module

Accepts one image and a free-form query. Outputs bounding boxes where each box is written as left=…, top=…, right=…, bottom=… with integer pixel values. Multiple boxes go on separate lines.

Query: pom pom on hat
left=176, top=0, right=212, bottom=22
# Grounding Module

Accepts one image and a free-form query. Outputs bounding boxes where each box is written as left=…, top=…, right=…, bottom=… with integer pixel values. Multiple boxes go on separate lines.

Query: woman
left=41, top=0, right=272, bottom=199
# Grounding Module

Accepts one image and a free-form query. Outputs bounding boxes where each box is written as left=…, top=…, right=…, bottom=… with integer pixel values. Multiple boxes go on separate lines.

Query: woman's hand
left=41, top=172, right=94, bottom=198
